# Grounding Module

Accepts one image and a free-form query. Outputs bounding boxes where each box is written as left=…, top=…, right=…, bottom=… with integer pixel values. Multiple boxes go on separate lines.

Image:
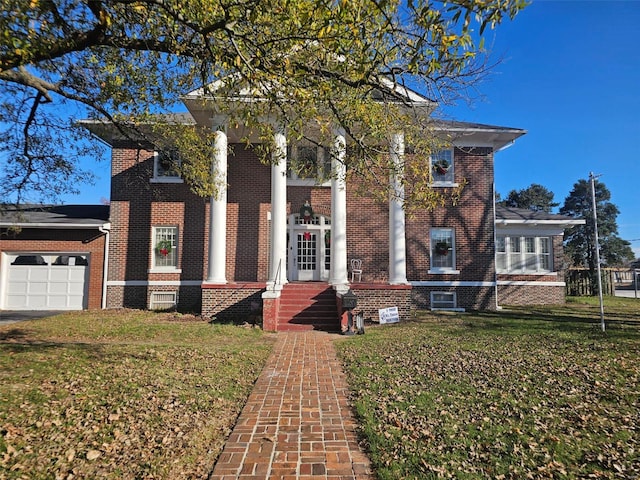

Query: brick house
left=77, top=83, right=584, bottom=331
left=0, top=84, right=582, bottom=328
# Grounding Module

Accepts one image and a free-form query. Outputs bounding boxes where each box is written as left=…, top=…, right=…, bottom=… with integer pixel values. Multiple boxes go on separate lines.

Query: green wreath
left=435, top=241, right=450, bottom=256
left=433, top=159, right=450, bottom=175
left=156, top=239, right=173, bottom=257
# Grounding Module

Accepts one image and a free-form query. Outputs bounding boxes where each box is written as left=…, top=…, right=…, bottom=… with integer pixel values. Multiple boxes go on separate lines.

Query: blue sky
left=66, top=0, right=640, bottom=258
left=443, top=0, right=640, bottom=257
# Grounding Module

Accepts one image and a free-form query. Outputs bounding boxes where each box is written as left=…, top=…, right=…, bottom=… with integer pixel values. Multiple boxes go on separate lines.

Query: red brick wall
left=108, top=141, right=506, bottom=312
left=1, top=228, right=106, bottom=309
left=350, top=284, right=412, bottom=321
left=497, top=284, right=565, bottom=305
left=108, top=141, right=208, bottom=309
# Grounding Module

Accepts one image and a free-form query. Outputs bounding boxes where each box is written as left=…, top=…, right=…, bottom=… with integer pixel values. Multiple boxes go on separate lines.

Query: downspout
left=492, top=171, right=501, bottom=311
left=98, top=223, right=111, bottom=309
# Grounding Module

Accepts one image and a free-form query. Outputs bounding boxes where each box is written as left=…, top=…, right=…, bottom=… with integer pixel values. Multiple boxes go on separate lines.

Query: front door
left=294, top=230, right=320, bottom=281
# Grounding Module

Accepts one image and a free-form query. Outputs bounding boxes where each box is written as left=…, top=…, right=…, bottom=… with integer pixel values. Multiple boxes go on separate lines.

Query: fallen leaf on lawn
left=86, top=450, right=101, bottom=461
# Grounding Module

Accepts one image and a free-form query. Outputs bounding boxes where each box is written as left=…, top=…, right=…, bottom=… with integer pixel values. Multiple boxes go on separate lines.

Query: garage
left=1, top=205, right=109, bottom=311
left=5, top=253, right=90, bottom=310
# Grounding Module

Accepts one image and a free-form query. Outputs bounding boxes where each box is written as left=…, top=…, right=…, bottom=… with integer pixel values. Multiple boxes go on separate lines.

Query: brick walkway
left=209, top=331, right=373, bottom=479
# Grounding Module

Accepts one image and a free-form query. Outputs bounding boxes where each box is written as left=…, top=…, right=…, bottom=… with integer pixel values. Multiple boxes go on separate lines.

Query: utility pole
left=590, top=172, right=605, bottom=332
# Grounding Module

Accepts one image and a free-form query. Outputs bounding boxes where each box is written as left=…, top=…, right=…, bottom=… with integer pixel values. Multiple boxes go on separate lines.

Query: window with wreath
left=430, top=228, right=456, bottom=272
left=430, top=149, right=455, bottom=185
left=496, top=235, right=552, bottom=273
left=287, top=144, right=331, bottom=182
left=153, top=149, right=182, bottom=182
left=153, top=226, right=178, bottom=269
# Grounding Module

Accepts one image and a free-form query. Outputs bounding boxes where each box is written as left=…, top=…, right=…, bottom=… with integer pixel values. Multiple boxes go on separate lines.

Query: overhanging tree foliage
left=0, top=0, right=527, bottom=207
left=560, top=178, right=634, bottom=271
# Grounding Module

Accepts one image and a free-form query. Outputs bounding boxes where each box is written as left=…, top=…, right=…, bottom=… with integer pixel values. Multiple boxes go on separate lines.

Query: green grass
left=336, top=297, right=640, bottom=479
left=0, top=310, right=275, bottom=479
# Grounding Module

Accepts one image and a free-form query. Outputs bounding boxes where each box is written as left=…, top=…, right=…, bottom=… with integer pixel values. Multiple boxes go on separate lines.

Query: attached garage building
left=0, top=205, right=110, bottom=311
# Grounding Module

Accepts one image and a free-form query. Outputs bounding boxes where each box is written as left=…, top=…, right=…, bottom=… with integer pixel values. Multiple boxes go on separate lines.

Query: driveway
left=0, top=311, right=63, bottom=325
left=615, top=289, right=639, bottom=299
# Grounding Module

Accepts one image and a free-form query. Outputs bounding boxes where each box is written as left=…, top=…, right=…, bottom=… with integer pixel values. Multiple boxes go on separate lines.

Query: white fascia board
left=0, top=222, right=112, bottom=230
left=495, top=222, right=582, bottom=237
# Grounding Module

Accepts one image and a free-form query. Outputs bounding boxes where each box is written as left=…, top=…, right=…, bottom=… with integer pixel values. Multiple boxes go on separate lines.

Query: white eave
left=0, top=221, right=112, bottom=230
left=433, top=123, right=527, bottom=151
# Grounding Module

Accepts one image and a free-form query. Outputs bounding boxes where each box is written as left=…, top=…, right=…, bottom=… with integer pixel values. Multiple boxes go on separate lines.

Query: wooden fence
left=565, top=268, right=617, bottom=296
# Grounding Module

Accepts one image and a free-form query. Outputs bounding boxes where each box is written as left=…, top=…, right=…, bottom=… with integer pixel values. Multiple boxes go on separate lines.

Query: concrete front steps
left=277, top=283, right=339, bottom=332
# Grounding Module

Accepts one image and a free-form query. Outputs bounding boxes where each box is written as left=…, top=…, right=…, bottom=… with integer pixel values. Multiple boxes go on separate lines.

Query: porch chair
left=350, top=258, right=363, bottom=282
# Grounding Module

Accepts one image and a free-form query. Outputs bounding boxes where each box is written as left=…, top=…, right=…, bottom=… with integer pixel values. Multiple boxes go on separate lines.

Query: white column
left=207, top=124, right=228, bottom=283
left=330, top=126, right=349, bottom=290
left=268, top=126, right=288, bottom=286
left=389, top=132, right=408, bottom=284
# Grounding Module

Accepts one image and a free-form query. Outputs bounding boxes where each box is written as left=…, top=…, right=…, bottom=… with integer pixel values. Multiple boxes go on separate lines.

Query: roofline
left=496, top=219, right=586, bottom=226
left=0, top=222, right=111, bottom=229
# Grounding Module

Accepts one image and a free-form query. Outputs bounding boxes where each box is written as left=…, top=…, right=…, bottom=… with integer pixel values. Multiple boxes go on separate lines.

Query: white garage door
left=5, top=254, right=89, bottom=310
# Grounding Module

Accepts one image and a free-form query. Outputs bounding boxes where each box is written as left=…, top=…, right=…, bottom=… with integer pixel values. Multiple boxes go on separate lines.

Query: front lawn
left=337, top=297, right=640, bottom=479
left=0, top=310, right=275, bottom=479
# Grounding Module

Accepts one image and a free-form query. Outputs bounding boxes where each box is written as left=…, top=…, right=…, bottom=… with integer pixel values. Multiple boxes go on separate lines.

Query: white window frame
left=496, top=235, right=553, bottom=274
left=430, top=149, right=457, bottom=186
left=429, top=228, right=459, bottom=274
left=150, top=226, right=181, bottom=273
left=151, top=149, right=183, bottom=183
left=430, top=291, right=464, bottom=311
left=287, top=144, right=331, bottom=186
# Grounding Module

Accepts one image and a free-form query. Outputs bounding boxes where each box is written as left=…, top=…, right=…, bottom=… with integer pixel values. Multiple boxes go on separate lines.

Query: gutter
left=98, top=223, right=111, bottom=310
left=0, top=222, right=108, bottom=229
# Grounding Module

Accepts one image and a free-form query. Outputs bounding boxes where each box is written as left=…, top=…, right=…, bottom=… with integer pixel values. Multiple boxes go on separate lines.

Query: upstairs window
left=153, top=226, right=179, bottom=270
left=153, top=149, right=182, bottom=182
left=430, top=228, right=457, bottom=273
left=496, top=235, right=552, bottom=273
left=430, top=149, right=455, bottom=185
left=287, top=145, right=331, bottom=183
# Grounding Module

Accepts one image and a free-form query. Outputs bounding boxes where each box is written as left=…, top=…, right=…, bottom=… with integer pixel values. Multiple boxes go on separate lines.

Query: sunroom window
left=430, top=149, right=455, bottom=185
left=496, top=235, right=552, bottom=273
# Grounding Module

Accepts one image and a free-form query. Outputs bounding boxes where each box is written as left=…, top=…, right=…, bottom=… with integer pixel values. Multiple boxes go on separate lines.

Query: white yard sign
left=378, top=306, right=400, bottom=324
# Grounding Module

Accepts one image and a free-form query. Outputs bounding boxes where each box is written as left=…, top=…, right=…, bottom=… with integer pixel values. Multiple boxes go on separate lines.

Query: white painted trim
left=107, top=280, right=202, bottom=286
left=428, top=270, right=460, bottom=275
left=497, top=271, right=557, bottom=277
left=432, top=182, right=460, bottom=188
left=148, top=268, right=182, bottom=274
left=412, top=281, right=495, bottom=287
left=0, top=222, right=112, bottom=229
left=497, top=281, right=566, bottom=287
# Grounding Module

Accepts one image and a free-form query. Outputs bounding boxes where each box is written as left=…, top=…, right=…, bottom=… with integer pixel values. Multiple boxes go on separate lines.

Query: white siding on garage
left=4, top=253, right=89, bottom=310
